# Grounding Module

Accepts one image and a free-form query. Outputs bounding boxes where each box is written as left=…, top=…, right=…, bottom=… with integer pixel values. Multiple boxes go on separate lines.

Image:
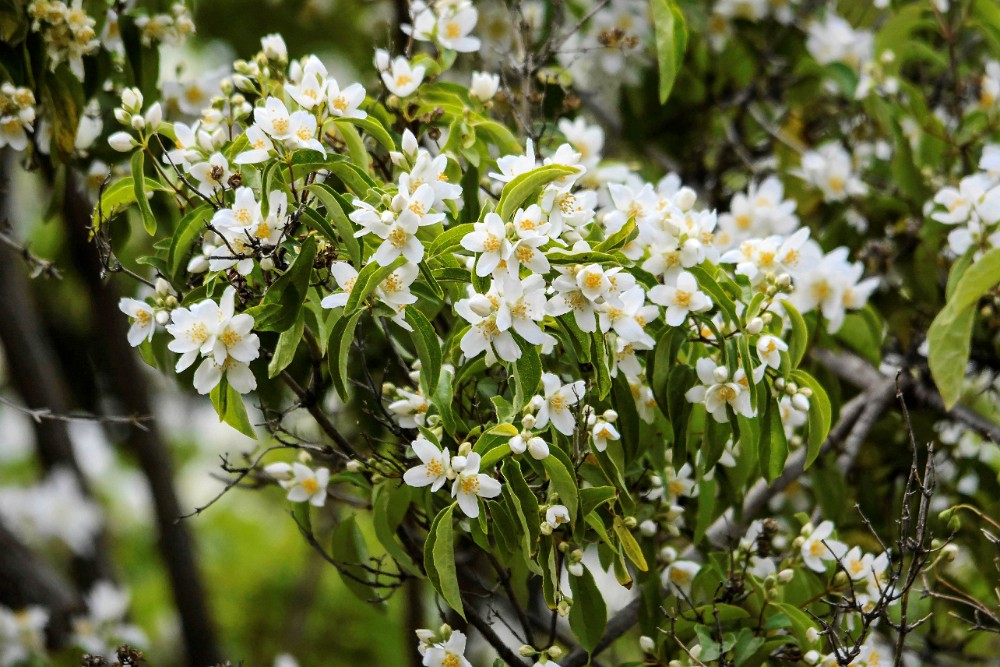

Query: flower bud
left=603, top=409, right=618, bottom=423
left=713, top=366, right=729, bottom=383
left=689, top=644, right=702, bottom=659
left=470, top=71, right=501, bottom=101
left=623, top=516, right=637, bottom=529
left=778, top=569, right=794, bottom=583
left=154, top=310, right=170, bottom=325
left=521, top=414, right=536, bottom=429
left=458, top=441, right=472, bottom=456
left=639, top=519, right=657, bottom=537
left=144, top=102, right=162, bottom=128
left=556, top=599, right=571, bottom=616
left=260, top=257, right=275, bottom=271
left=451, top=455, right=468, bottom=472
left=943, top=544, right=958, bottom=561
left=121, top=87, right=143, bottom=114
left=540, top=521, right=553, bottom=536
left=659, top=546, right=677, bottom=563
left=785, top=382, right=798, bottom=395
left=746, top=317, right=764, bottom=335
left=639, top=635, right=655, bottom=653
left=806, top=627, right=820, bottom=643
left=804, top=650, right=820, bottom=665
left=130, top=115, right=145, bottom=131
left=518, top=645, right=536, bottom=657
left=776, top=273, right=792, bottom=288
left=567, top=562, right=584, bottom=577
left=114, top=108, right=131, bottom=125
left=792, top=393, right=811, bottom=412
left=345, top=460, right=363, bottom=473
left=675, top=187, right=697, bottom=211
left=108, top=131, right=137, bottom=152
left=261, top=33, right=288, bottom=61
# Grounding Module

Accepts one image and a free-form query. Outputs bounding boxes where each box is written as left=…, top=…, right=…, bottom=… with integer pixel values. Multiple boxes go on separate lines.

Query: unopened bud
left=778, top=569, right=794, bottom=583
left=792, top=393, right=811, bottom=412
left=130, top=115, right=145, bottom=131
left=518, top=645, right=536, bottom=657
left=260, top=257, right=275, bottom=271
left=540, top=522, right=553, bottom=536
left=639, top=519, right=657, bottom=537
left=108, top=131, right=136, bottom=152
left=639, top=635, right=655, bottom=653
left=548, top=646, right=563, bottom=659
left=345, top=460, right=363, bottom=473
left=154, top=310, right=170, bottom=325
left=806, top=627, right=820, bottom=643
left=623, top=516, right=638, bottom=529
left=675, top=187, right=697, bottom=211
left=521, top=414, right=536, bottom=429
left=567, top=562, right=584, bottom=577
left=144, top=102, right=163, bottom=128
left=942, top=544, right=958, bottom=561
left=713, top=366, right=729, bottom=383
left=746, top=317, right=764, bottom=334
left=603, top=409, right=618, bottom=422
left=121, top=87, right=143, bottom=113
left=114, top=108, right=131, bottom=125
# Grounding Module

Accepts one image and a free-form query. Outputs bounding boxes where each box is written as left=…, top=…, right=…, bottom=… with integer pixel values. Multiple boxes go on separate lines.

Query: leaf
left=781, top=300, right=808, bottom=368
left=335, top=115, right=395, bottom=153
left=791, top=370, right=831, bottom=468
left=330, top=516, right=384, bottom=606
left=268, top=311, right=306, bottom=378
left=329, top=309, right=363, bottom=400
left=249, top=236, right=319, bottom=332
left=345, top=256, right=407, bottom=313
left=406, top=308, right=442, bottom=397
left=928, top=247, right=1000, bottom=407
left=687, top=265, right=738, bottom=326
left=426, top=504, right=465, bottom=618
left=305, top=183, right=362, bottom=265
left=760, top=396, right=788, bottom=482
left=650, top=0, right=688, bottom=104
left=427, top=223, right=474, bottom=258
left=209, top=378, right=256, bottom=439
left=130, top=151, right=157, bottom=235
left=568, top=563, right=607, bottom=654
left=168, top=204, right=212, bottom=279
left=372, top=482, right=421, bottom=576
left=496, top=165, right=579, bottom=220
left=512, top=336, right=542, bottom=410
left=541, top=456, right=579, bottom=523
left=613, top=515, right=648, bottom=572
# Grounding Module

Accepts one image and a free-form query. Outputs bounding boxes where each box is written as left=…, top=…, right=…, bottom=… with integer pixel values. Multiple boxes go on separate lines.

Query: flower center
left=460, top=475, right=480, bottom=495
left=301, top=477, right=319, bottom=495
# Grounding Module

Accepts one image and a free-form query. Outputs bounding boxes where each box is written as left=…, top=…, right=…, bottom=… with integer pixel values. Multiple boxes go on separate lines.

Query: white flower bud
left=791, top=393, right=811, bottom=412
left=804, top=650, right=820, bottom=665
left=518, top=645, right=536, bottom=657
left=639, top=636, right=655, bottom=653
left=776, top=273, right=792, bottom=288
left=567, top=562, right=584, bottom=577
left=774, top=377, right=786, bottom=390
left=521, top=414, right=536, bottom=429
left=527, top=437, right=550, bottom=460
left=639, top=519, right=657, bottom=537
left=345, top=460, right=363, bottom=473
left=470, top=71, right=501, bottom=101
left=259, top=257, right=275, bottom=271
left=746, top=317, right=764, bottom=335
left=154, top=277, right=172, bottom=296
left=450, top=455, right=468, bottom=472
left=689, top=644, right=702, bottom=659
left=108, top=131, right=137, bottom=152
left=144, top=102, right=162, bottom=128
left=603, top=409, right=618, bottom=423
left=713, top=366, right=730, bottom=383
left=374, top=48, right=390, bottom=71
left=154, top=310, right=170, bottom=325
left=130, top=115, right=145, bottom=131
left=114, top=108, right=131, bottom=125
left=261, top=33, right=288, bottom=61
left=548, top=646, right=563, bottom=659
left=540, top=521, right=553, bottom=536
left=121, top=87, right=143, bottom=114
left=778, top=569, right=795, bottom=583
left=806, top=627, right=820, bottom=643
left=675, top=187, right=697, bottom=211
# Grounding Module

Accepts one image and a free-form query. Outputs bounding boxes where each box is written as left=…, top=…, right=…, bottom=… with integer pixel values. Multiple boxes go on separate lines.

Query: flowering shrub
left=3, top=0, right=1000, bottom=666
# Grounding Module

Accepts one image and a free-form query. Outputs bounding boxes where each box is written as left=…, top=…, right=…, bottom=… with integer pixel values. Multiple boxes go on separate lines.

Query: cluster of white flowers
left=402, top=437, right=502, bottom=519
left=928, top=145, right=1000, bottom=258
left=0, top=605, right=47, bottom=667
left=795, top=142, right=868, bottom=203
left=133, top=3, right=195, bottom=47
left=0, top=466, right=103, bottom=555
left=805, top=11, right=874, bottom=72
left=0, top=83, right=36, bottom=152
left=555, top=0, right=650, bottom=92
left=26, top=0, right=99, bottom=79
left=120, top=284, right=261, bottom=395
left=405, top=0, right=481, bottom=53
left=707, top=0, right=799, bottom=49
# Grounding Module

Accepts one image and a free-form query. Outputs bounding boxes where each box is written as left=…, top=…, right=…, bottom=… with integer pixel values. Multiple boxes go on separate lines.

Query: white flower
left=0, top=604, right=47, bottom=665
left=490, top=139, right=537, bottom=183
left=382, top=56, right=426, bottom=97
left=284, top=463, right=330, bottom=507
left=756, top=334, right=788, bottom=369
left=188, top=152, right=231, bottom=195
left=800, top=521, right=848, bottom=572
left=546, top=504, right=571, bottom=527
left=327, top=79, right=367, bottom=119
left=451, top=452, right=502, bottom=518
left=320, top=262, right=359, bottom=309
left=423, top=629, right=473, bottom=667
left=599, top=286, right=657, bottom=346
left=403, top=437, right=450, bottom=492
left=119, top=297, right=156, bottom=346
left=107, top=130, right=136, bottom=152
left=662, top=560, right=700, bottom=598
left=235, top=124, right=275, bottom=164
left=388, top=387, right=430, bottom=428
left=648, top=270, right=712, bottom=326
left=285, top=55, right=328, bottom=110
left=462, top=212, right=513, bottom=277
left=436, top=6, right=480, bottom=52
left=261, top=33, right=288, bottom=60
left=470, top=71, right=500, bottom=101
left=806, top=12, right=874, bottom=70
left=591, top=419, right=620, bottom=452
left=685, top=358, right=754, bottom=423
left=456, top=288, right=520, bottom=364
left=797, top=143, right=867, bottom=202
left=534, top=373, right=585, bottom=436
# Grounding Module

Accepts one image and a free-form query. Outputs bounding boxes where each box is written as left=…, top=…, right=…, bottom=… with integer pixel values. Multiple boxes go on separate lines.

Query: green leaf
left=427, top=223, right=474, bottom=258
left=330, top=516, right=384, bottom=606
left=406, top=308, right=442, bottom=397
left=496, top=165, right=579, bottom=220
left=329, top=309, right=363, bottom=400
left=512, top=337, right=542, bottom=410
left=168, top=204, right=212, bottom=279
left=426, top=504, right=465, bottom=618
left=581, top=486, right=617, bottom=515
left=334, top=116, right=395, bottom=153
left=688, top=265, right=738, bottom=325
left=345, top=256, right=407, bottom=313
left=781, top=300, right=808, bottom=368
left=928, top=247, right=1000, bottom=407
left=650, top=0, right=688, bottom=104
left=209, top=378, right=256, bottom=439
left=93, top=176, right=171, bottom=232
left=372, top=482, right=421, bottom=576
left=268, top=311, right=306, bottom=378
left=541, top=456, right=579, bottom=523
left=568, top=563, right=607, bottom=654
left=791, top=370, right=831, bottom=468
left=305, top=183, right=361, bottom=265
left=249, top=236, right=319, bottom=332
left=613, top=515, right=648, bottom=572
left=760, top=397, right=788, bottom=482
left=130, top=151, right=157, bottom=235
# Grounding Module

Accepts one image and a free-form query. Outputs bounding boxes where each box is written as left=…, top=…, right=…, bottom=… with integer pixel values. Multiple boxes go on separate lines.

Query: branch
left=464, top=601, right=532, bottom=667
